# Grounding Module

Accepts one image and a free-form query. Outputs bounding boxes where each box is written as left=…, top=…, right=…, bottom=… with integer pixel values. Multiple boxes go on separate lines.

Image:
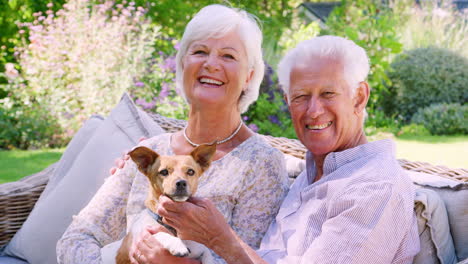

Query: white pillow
left=2, top=93, right=164, bottom=264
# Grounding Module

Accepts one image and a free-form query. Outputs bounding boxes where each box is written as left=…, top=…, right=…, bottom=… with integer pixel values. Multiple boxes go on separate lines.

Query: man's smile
left=306, top=121, right=332, bottom=130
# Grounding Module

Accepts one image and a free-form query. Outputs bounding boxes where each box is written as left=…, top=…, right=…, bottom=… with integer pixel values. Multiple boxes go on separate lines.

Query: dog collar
left=146, top=208, right=177, bottom=236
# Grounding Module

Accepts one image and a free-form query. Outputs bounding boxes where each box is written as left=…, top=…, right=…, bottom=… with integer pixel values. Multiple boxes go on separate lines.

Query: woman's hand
left=156, top=196, right=233, bottom=251
left=109, top=137, right=147, bottom=175
left=130, top=225, right=200, bottom=264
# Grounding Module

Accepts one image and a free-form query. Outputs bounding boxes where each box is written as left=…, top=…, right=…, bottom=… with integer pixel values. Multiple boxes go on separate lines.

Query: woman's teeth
left=199, top=77, right=223, bottom=85
left=306, top=121, right=332, bottom=130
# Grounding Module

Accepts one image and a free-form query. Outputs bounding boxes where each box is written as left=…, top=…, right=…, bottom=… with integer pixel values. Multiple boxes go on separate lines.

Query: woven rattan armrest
left=0, top=162, right=57, bottom=248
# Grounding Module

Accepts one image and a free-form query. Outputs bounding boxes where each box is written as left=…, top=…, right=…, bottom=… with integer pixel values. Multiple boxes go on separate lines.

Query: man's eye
left=159, top=169, right=169, bottom=176
left=187, top=169, right=195, bottom=176
left=292, top=95, right=306, bottom=102
left=193, top=50, right=206, bottom=55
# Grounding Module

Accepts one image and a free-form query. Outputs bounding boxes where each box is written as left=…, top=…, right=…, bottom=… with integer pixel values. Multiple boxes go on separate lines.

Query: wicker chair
left=0, top=113, right=467, bottom=251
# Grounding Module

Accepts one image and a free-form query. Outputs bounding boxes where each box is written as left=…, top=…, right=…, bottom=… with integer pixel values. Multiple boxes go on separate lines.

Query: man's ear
left=354, top=81, right=370, bottom=115
left=129, top=146, right=159, bottom=175
left=190, top=143, right=217, bottom=172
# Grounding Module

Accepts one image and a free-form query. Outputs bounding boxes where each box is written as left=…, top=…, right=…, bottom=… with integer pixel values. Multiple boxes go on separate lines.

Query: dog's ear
left=190, top=143, right=216, bottom=171
left=128, top=146, right=159, bottom=175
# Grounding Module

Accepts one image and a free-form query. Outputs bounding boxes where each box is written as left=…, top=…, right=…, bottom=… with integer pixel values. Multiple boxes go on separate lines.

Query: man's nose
left=306, top=97, right=324, bottom=119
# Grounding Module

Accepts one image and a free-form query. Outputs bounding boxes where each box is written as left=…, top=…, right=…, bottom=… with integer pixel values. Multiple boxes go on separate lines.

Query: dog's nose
left=176, top=180, right=187, bottom=189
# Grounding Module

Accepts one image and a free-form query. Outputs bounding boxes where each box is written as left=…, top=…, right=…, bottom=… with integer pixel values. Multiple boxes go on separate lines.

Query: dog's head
left=129, top=144, right=216, bottom=202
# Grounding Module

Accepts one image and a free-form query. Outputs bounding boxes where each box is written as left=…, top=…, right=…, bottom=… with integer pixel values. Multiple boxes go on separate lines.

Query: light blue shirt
left=258, top=139, right=420, bottom=264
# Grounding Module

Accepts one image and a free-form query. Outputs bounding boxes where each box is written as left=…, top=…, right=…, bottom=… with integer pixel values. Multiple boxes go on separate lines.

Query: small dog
left=115, top=143, right=216, bottom=264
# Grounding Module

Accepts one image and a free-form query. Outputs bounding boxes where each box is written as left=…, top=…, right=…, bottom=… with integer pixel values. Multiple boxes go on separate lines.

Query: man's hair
left=278, top=35, right=370, bottom=99
left=175, top=4, right=265, bottom=113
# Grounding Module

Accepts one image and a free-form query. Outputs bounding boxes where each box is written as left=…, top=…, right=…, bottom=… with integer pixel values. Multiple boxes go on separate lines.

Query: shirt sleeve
left=300, top=182, right=410, bottom=264
left=231, top=148, right=289, bottom=249
left=56, top=159, right=138, bottom=264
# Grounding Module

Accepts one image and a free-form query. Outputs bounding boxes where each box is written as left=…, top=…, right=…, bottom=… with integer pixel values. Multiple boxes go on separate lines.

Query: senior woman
left=56, top=4, right=289, bottom=263
left=155, top=36, right=419, bottom=263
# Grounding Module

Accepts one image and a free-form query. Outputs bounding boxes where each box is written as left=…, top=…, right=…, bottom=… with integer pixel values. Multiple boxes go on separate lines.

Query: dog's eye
left=159, top=169, right=169, bottom=176
left=187, top=169, right=195, bottom=176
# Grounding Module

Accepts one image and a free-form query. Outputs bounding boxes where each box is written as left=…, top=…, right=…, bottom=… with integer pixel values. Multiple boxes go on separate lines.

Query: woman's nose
left=306, top=97, right=325, bottom=119
left=203, top=53, right=221, bottom=72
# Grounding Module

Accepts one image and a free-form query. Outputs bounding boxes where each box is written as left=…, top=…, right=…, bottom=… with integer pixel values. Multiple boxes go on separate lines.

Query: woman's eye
left=187, top=169, right=195, bottom=176
left=323, top=92, right=335, bottom=98
left=223, top=54, right=235, bottom=59
left=193, top=50, right=206, bottom=55
left=159, top=169, right=169, bottom=176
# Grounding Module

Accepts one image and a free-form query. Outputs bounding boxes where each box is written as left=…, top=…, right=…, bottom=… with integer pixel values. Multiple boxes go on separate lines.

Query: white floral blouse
left=57, top=133, right=289, bottom=263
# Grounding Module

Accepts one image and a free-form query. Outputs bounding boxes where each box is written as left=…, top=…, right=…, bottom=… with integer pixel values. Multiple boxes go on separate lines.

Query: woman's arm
left=56, top=159, right=137, bottom=263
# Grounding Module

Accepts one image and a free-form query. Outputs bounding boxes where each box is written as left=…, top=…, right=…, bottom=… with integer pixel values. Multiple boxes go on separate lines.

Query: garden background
left=0, top=0, right=467, bottom=183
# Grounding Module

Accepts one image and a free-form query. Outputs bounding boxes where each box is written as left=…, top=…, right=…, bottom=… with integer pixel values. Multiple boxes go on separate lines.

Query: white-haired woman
left=56, top=4, right=289, bottom=264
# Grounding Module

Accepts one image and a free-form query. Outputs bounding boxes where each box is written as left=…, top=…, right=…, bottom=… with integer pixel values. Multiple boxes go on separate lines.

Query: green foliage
left=411, top=103, right=468, bottom=135
left=8, top=0, right=159, bottom=144
left=0, top=0, right=66, bottom=70
left=323, top=0, right=404, bottom=111
left=128, top=0, right=301, bottom=54
left=397, top=123, right=431, bottom=137
left=365, top=109, right=401, bottom=135
left=130, top=50, right=189, bottom=120
left=0, top=77, right=62, bottom=149
left=386, top=47, right=468, bottom=120
left=245, top=92, right=296, bottom=139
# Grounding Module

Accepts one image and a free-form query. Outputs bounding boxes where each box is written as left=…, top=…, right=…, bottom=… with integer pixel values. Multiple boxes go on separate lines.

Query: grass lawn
left=394, top=135, right=468, bottom=169
left=0, top=148, right=64, bottom=184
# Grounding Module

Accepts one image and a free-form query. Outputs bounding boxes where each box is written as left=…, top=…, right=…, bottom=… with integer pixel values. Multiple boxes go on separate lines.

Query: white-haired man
left=155, top=35, right=420, bottom=264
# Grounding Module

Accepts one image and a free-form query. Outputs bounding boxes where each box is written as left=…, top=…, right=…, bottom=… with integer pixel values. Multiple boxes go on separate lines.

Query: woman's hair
left=175, top=4, right=264, bottom=113
left=278, top=35, right=370, bottom=99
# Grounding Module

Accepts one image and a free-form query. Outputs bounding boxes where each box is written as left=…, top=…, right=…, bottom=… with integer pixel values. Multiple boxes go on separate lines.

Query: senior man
left=151, top=36, right=420, bottom=264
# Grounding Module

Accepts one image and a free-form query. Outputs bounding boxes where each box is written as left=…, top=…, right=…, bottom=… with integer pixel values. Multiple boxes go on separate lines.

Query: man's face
left=287, top=56, right=367, bottom=157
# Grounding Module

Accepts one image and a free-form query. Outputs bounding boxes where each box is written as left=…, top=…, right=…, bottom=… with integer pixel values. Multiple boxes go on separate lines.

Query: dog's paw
left=154, top=232, right=190, bottom=257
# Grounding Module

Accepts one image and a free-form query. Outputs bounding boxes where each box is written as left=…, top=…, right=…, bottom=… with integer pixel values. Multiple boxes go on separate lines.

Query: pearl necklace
left=183, top=121, right=243, bottom=147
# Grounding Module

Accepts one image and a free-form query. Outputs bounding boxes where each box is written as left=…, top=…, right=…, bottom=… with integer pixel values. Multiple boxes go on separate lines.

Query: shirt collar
left=305, top=139, right=395, bottom=181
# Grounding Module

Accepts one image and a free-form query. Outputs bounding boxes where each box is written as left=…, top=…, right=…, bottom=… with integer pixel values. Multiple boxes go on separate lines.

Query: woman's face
left=182, top=30, right=252, bottom=111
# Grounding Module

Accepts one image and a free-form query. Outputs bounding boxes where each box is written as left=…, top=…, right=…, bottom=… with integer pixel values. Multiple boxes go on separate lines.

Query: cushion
left=409, top=171, right=468, bottom=261
left=413, top=188, right=457, bottom=264
left=2, top=93, right=164, bottom=264
left=39, top=114, right=104, bottom=202
left=0, top=256, right=28, bottom=264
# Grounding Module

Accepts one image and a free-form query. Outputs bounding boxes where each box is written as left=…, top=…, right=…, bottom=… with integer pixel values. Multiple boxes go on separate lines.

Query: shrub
left=365, top=109, right=402, bottom=135
left=386, top=47, right=468, bottom=121
left=411, top=103, right=468, bottom=135
left=245, top=92, right=296, bottom=139
left=0, top=76, right=62, bottom=149
left=397, top=123, right=431, bottom=137
left=11, top=0, right=158, bottom=143
left=130, top=49, right=189, bottom=120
